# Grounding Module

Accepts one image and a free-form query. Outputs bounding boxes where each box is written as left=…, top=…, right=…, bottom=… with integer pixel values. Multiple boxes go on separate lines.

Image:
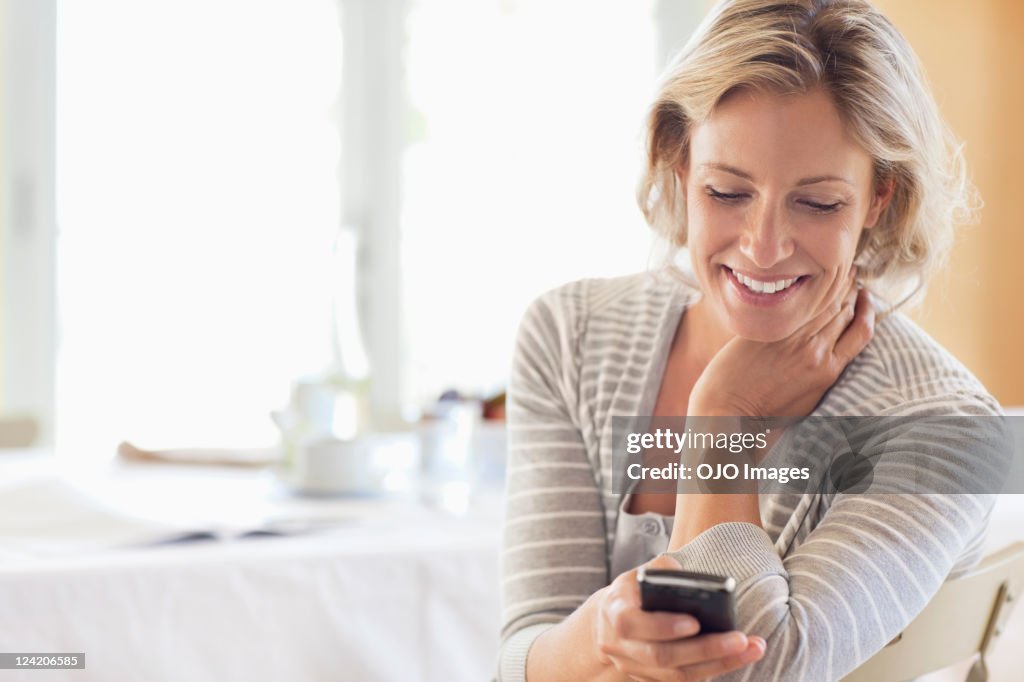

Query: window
left=52, top=0, right=682, bottom=457
left=400, top=0, right=661, bottom=407
left=56, top=0, right=344, bottom=455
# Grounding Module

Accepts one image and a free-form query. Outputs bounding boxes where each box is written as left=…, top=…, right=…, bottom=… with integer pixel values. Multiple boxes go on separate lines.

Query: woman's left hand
left=688, top=277, right=875, bottom=419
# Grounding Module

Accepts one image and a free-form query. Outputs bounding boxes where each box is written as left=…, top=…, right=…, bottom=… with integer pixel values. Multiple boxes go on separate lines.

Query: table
left=5, top=451, right=1024, bottom=682
left=0, top=450, right=503, bottom=682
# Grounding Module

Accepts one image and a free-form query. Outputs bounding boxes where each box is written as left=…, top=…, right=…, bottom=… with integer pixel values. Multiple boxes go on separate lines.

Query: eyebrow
left=699, top=162, right=854, bottom=187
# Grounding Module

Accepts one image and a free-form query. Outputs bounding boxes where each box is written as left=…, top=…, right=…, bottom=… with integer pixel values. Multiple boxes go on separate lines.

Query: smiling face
left=681, top=87, right=891, bottom=343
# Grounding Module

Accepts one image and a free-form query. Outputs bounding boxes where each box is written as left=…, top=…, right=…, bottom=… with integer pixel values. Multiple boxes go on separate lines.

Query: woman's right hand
left=593, top=555, right=765, bottom=681
left=687, top=267, right=873, bottom=421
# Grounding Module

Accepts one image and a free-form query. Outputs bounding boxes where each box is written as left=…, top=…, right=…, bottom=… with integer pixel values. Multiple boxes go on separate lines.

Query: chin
left=726, top=315, right=797, bottom=343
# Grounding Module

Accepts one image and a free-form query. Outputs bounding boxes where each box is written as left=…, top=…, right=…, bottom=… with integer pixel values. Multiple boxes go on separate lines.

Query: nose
left=739, top=202, right=794, bottom=268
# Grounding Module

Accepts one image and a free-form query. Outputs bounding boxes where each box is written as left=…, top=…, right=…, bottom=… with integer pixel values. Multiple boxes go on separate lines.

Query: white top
left=610, top=485, right=674, bottom=578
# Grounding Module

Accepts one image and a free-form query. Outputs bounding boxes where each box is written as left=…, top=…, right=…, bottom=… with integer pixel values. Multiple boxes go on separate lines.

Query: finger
left=608, top=567, right=643, bottom=608
left=676, top=637, right=767, bottom=681
left=615, top=630, right=750, bottom=669
left=607, top=569, right=701, bottom=644
left=647, top=553, right=683, bottom=570
left=609, top=555, right=702, bottom=642
left=612, top=635, right=762, bottom=681
left=833, top=288, right=876, bottom=364
left=792, top=266, right=857, bottom=340
left=610, top=600, right=700, bottom=642
left=815, top=286, right=858, bottom=345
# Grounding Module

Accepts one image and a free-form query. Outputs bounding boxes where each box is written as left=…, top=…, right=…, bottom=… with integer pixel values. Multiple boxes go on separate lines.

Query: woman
left=497, top=1, right=1003, bottom=680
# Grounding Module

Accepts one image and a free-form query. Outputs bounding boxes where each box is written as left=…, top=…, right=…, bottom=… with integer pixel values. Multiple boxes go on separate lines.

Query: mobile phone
left=637, top=567, right=737, bottom=633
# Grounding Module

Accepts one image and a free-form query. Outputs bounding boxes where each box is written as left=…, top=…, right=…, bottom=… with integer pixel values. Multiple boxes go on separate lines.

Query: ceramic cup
left=293, top=436, right=381, bottom=495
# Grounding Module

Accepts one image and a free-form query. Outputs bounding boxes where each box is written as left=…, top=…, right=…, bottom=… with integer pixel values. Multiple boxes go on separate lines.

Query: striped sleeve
left=665, top=405, right=1004, bottom=681
left=497, top=284, right=609, bottom=682
left=667, top=493, right=993, bottom=681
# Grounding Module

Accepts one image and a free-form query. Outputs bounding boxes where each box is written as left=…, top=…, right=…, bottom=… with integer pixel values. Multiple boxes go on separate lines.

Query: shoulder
left=822, top=311, right=1002, bottom=416
left=525, top=270, right=677, bottom=316
left=518, top=270, right=682, bottom=345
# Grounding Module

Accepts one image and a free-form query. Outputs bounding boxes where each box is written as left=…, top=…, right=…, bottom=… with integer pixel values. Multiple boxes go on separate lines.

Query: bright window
left=54, top=0, right=664, bottom=457
left=400, top=0, right=660, bottom=406
left=56, top=0, right=344, bottom=455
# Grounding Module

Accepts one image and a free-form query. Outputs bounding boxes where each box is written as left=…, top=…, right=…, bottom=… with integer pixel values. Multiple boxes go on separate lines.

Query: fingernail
left=753, top=636, right=766, bottom=652
left=674, top=616, right=698, bottom=636
left=724, top=632, right=747, bottom=651
left=742, top=638, right=765, bottom=662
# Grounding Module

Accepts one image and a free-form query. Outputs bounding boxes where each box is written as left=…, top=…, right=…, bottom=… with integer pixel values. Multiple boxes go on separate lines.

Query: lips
left=723, top=266, right=808, bottom=304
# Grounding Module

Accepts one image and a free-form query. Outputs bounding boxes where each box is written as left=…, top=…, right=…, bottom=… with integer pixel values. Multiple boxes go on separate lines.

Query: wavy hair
left=637, top=0, right=978, bottom=307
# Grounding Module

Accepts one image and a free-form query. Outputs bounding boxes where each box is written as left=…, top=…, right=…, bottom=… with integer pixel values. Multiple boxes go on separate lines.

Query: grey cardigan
left=498, top=270, right=1000, bottom=681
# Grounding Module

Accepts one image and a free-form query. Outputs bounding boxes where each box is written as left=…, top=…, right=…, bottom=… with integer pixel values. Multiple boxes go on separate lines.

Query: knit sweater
left=498, top=269, right=1001, bottom=681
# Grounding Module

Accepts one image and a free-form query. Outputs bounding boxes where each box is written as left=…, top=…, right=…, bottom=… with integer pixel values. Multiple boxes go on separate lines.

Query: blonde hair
left=637, top=0, right=977, bottom=307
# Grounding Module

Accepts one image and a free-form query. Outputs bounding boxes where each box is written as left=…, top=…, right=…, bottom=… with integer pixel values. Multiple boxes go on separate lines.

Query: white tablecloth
left=0, top=452, right=502, bottom=682
left=4, top=452, right=1023, bottom=682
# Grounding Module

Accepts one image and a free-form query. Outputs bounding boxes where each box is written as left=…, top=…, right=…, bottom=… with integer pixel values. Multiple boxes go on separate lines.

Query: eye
left=799, top=199, right=844, bottom=214
left=705, top=186, right=749, bottom=203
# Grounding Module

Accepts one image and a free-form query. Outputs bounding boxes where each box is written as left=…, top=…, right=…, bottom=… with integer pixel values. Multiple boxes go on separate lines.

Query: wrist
left=670, top=493, right=762, bottom=551
left=687, top=398, right=740, bottom=417
left=527, top=587, right=616, bottom=681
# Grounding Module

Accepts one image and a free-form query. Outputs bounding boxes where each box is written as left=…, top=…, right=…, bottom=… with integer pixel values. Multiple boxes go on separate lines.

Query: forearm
left=524, top=594, right=628, bottom=682
left=669, top=412, right=763, bottom=551
left=668, top=493, right=762, bottom=551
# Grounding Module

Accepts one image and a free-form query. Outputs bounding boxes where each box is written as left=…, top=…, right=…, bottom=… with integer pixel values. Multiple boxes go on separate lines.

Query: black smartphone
left=637, top=567, right=737, bottom=633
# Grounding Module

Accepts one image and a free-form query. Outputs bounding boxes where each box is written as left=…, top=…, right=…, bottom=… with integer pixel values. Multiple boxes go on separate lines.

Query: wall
left=875, top=0, right=1024, bottom=405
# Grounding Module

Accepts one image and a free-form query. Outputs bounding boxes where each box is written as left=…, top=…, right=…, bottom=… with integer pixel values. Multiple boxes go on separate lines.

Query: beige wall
left=874, top=0, right=1024, bottom=406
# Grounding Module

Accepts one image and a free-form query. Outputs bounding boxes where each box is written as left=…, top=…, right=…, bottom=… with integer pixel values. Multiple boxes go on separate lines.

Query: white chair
left=842, top=542, right=1024, bottom=682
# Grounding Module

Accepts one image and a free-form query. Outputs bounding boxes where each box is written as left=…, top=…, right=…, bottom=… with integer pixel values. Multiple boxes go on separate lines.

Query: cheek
left=801, top=219, right=863, bottom=267
left=783, top=205, right=863, bottom=261
left=685, top=201, right=731, bottom=258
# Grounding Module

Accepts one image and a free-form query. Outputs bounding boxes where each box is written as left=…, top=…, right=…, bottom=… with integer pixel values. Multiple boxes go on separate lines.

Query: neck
left=678, top=298, right=733, bottom=367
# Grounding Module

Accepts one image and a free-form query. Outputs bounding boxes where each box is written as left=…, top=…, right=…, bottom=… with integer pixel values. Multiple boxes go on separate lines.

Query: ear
left=863, top=176, right=895, bottom=229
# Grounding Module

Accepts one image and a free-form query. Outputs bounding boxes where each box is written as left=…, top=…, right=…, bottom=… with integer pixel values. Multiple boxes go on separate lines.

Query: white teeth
left=731, top=268, right=798, bottom=294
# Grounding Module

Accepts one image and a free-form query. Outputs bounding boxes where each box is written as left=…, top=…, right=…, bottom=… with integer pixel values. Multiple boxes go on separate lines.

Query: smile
left=725, top=266, right=808, bottom=299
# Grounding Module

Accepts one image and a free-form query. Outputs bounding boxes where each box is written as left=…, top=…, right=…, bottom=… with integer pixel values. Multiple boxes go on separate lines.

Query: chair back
left=842, top=542, right=1024, bottom=682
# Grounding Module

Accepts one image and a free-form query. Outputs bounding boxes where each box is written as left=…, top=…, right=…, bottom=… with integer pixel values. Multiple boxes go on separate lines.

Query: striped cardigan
left=498, top=269, right=1001, bottom=681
